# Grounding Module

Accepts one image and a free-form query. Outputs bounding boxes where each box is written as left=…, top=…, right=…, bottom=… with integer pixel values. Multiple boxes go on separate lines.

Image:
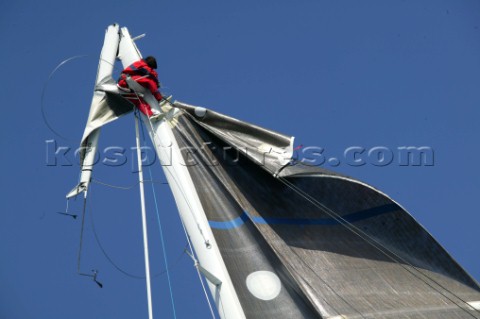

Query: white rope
left=134, top=113, right=154, bottom=319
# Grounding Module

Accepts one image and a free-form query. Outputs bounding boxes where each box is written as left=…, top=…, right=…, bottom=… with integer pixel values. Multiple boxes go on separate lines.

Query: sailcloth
left=164, top=102, right=480, bottom=319
left=79, top=77, right=133, bottom=151
left=66, top=77, right=133, bottom=198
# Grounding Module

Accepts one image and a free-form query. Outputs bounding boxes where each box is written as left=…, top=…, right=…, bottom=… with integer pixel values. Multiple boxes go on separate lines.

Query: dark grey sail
left=169, top=102, right=480, bottom=319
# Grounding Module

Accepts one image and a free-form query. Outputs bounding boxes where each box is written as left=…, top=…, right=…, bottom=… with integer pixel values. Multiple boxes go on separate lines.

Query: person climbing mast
left=117, top=56, right=164, bottom=119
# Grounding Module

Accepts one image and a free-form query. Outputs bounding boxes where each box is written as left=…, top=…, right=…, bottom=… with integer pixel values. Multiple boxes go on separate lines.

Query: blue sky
left=1, top=0, right=479, bottom=318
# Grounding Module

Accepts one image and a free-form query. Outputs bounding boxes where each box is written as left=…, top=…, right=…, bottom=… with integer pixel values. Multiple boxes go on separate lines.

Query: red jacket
left=118, top=60, right=163, bottom=101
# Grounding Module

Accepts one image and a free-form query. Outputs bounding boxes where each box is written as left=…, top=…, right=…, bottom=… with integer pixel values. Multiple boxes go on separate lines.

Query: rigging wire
left=279, top=176, right=477, bottom=317
left=276, top=176, right=480, bottom=318
left=77, top=195, right=88, bottom=274
left=134, top=111, right=155, bottom=319
left=289, top=246, right=366, bottom=318
left=76, top=193, right=103, bottom=288
left=88, top=182, right=187, bottom=279
left=125, top=82, right=216, bottom=315
left=59, top=198, right=77, bottom=219
left=161, top=156, right=220, bottom=317
left=141, top=108, right=218, bottom=318
left=92, top=178, right=168, bottom=190
left=68, top=169, right=182, bottom=284
left=143, top=108, right=211, bottom=249
left=179, top=217, right=217, bottom=319
left=139, top=111, right=178, bottom=318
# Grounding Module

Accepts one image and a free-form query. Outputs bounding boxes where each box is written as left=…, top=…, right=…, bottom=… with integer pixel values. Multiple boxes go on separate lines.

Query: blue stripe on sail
left=208, top=212, right=250, bottom=230
left=208, top=204, right=399, bottom=230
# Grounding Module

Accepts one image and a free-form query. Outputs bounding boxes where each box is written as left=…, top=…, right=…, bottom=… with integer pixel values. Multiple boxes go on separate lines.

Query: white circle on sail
left=194, top=107, right=207, bottom=117
left=246, top=271, right=281, bottom=301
